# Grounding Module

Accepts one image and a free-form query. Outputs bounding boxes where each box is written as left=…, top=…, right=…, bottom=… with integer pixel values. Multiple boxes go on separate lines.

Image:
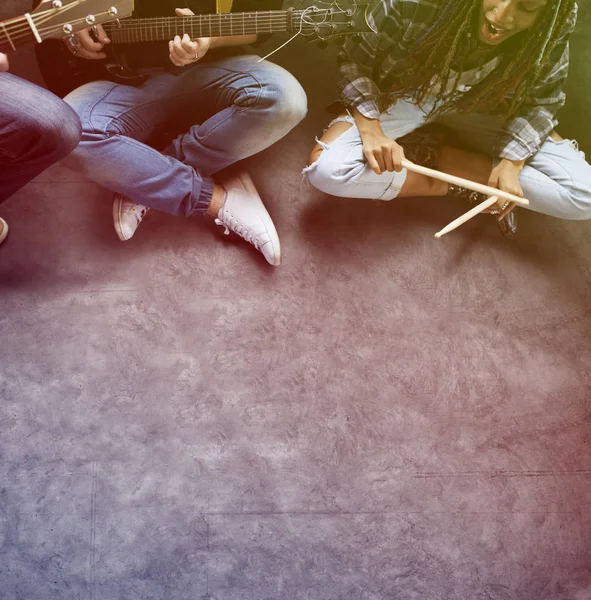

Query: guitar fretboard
left=105, top=11, right=302, bottom=44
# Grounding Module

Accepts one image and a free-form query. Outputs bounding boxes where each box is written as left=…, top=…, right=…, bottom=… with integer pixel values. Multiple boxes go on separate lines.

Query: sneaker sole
left=112, top=194, right=130, bottom=241
left=234, top=172, right=282, bottom=266
left=0, top=217, right=8, bottom=245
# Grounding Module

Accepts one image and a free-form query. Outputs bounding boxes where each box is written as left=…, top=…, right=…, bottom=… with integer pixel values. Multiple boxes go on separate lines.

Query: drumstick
left=401, top=159, right=529, bottom=207
left=434, top=195, right=499, bottom=238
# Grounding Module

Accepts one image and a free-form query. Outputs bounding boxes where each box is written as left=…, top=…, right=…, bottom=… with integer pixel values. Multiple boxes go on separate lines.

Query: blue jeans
left=0, top=73, right=81, bottom=203
left=63, top=55, right=307, bottom=216
left=306, top=98, right=591, bottom=220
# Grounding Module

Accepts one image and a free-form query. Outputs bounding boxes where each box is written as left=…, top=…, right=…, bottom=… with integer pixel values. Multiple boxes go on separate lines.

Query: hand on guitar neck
left=168, top=8, right=257, bottom=67
left=0, top=52, right=8, bottom=72
left=70, top=7, right=258, bottom=68
left=168, top=8, right=213, bottom=67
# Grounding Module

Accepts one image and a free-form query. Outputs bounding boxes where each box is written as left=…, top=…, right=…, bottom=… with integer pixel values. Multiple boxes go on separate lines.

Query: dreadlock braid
left=389, top=0, right=577, bottom=119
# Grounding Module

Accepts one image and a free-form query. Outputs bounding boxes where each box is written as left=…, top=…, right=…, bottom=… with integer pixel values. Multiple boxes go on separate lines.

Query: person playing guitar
left=61, top=0, right=309, bottom=266
left=0, top=50, right=81, bottom=245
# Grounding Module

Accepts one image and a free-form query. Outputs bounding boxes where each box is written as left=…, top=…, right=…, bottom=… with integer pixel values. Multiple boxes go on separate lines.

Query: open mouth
left=482, top=17, right=511, bottom=41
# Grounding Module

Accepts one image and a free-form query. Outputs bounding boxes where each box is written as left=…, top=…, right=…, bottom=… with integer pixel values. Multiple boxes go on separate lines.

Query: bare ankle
left=206, top=184, right=225, bottom=218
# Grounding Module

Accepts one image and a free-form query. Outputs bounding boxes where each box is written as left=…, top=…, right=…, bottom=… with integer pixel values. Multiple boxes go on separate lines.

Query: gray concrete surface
left=1, top=2, right=591, bottom=599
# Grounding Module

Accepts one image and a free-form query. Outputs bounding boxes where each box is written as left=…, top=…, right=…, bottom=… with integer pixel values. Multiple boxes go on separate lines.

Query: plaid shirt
left=339, top=0, right=578, bottom=160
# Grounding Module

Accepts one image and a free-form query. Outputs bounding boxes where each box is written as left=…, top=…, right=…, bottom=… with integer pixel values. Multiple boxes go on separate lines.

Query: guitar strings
left=106, top=10, right=343, bottom=38
left=3, top=15, right=314, bottom=43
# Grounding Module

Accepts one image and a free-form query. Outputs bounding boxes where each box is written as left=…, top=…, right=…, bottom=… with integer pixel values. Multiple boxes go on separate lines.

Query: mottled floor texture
left=1, top=2, right=591, bottom=599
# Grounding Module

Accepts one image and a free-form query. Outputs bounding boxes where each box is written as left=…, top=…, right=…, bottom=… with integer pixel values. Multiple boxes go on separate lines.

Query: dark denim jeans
left=0, top=73, right=81, bottom=203
left=62, top=55, right=307, bottom=216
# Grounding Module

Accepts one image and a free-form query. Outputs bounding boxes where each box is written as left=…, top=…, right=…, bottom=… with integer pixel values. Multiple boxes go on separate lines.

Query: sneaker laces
left=215, top=216, right=261, bottom=250
left=135, top=206, right=148, bottom=221
left=124, top=203, right=148, bottom=223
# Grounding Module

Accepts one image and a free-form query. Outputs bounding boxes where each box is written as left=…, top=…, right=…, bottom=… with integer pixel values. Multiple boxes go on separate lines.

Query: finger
left=170, top=36, right=188, bottom=62
left=499, top=202, right=517, bottom=220
left=175, top=7, right=195, bottom=16
left=92, top=23, right=110, bottom=44
left=383, top=147, right=394, bottom=172
left=0, top=52, right=9, bottom=72
left=77, top=28, right=105, bottom=53
left=488, top=174, right=499, bottom=189
left=374, top=150, right=387, bottom=175
left=170, top=45, right=187, bottom=63
left=171, top=35, right=183, bottom=51
left=364, top=151, right=382, bottom=175
left=169, top=53, right=184, bottom=67
left=393, top=145, right=404, bottom=172
left=180, top=34, right=198, bottom=55
left=168, top=40, right=184, bottom=66
left=498, top=178, right=522, bottom=199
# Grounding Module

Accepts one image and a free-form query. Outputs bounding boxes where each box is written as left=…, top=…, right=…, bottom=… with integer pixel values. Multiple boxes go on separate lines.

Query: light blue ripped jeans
left=304, top=98, right=591, bottom=221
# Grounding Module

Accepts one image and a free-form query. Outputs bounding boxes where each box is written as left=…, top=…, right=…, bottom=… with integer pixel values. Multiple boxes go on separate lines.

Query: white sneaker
left=113, top=194, right=149, bottom=241
left=0, top=217, right=8, bottom=245
left=215, top=173, right=281, bottom=266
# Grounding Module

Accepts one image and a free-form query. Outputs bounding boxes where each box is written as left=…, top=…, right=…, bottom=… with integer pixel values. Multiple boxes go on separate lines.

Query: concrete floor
left=1, top=3, right=591, bottom=599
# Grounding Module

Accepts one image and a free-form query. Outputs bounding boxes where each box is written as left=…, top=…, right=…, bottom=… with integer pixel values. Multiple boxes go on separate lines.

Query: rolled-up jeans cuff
left=193, top=175, right=215, bottom=215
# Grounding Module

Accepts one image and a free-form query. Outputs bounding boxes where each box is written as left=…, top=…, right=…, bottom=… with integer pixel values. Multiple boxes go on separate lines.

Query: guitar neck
left=105, top=11, right=301, bottom=44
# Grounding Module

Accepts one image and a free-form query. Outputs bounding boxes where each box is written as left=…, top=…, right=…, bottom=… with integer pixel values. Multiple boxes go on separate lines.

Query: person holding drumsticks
left=305, top=0, right=591, bottom=238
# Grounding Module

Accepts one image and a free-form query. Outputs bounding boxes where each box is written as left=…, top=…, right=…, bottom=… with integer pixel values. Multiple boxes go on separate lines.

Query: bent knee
left=561, top=166, right=591, bottom=220
left=51, top=105, right=82, bottom=158
left=308, top=143, right=324, bottom=167
left=268, top=76, right=308, bottom=127
left=561, top=192, right=591, bottom=220
left=10, top=100, right=81, bottom=163
left=303, top=149, right=346, bottom=196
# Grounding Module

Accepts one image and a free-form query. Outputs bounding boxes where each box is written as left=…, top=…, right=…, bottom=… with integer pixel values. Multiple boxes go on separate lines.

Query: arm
left=495, top=5, right=578, bottom=162
left=338, top=0, right=408, bottom=120
left=488, top=6, right=577, bottom=212
left=0, top=52, right=8, bottom=72
left=338, top=0, right=417, bottom=173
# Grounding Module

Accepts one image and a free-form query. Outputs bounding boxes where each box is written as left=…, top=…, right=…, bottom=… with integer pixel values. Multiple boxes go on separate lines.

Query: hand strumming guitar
left=0, top=52, right=9, bottom=72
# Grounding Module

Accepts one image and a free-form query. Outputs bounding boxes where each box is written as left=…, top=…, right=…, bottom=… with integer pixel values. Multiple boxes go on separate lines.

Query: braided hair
left=391, top=0, right=576, bottom=118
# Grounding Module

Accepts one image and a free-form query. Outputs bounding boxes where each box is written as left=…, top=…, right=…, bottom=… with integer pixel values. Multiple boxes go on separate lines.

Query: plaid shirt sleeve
left=496, top=4, right=578, bottom=161
left=337, top=0, right=410, bottom=119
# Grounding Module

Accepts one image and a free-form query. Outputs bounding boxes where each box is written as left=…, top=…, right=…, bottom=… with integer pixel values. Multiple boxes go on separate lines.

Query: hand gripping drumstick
left=401, top=159, right=529, bottom=207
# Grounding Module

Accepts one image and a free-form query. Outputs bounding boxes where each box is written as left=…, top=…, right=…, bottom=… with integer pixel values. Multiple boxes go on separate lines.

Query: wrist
left=352, top=108, right=383, bottom=137
left=500, top=157, right=526, bottom=169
